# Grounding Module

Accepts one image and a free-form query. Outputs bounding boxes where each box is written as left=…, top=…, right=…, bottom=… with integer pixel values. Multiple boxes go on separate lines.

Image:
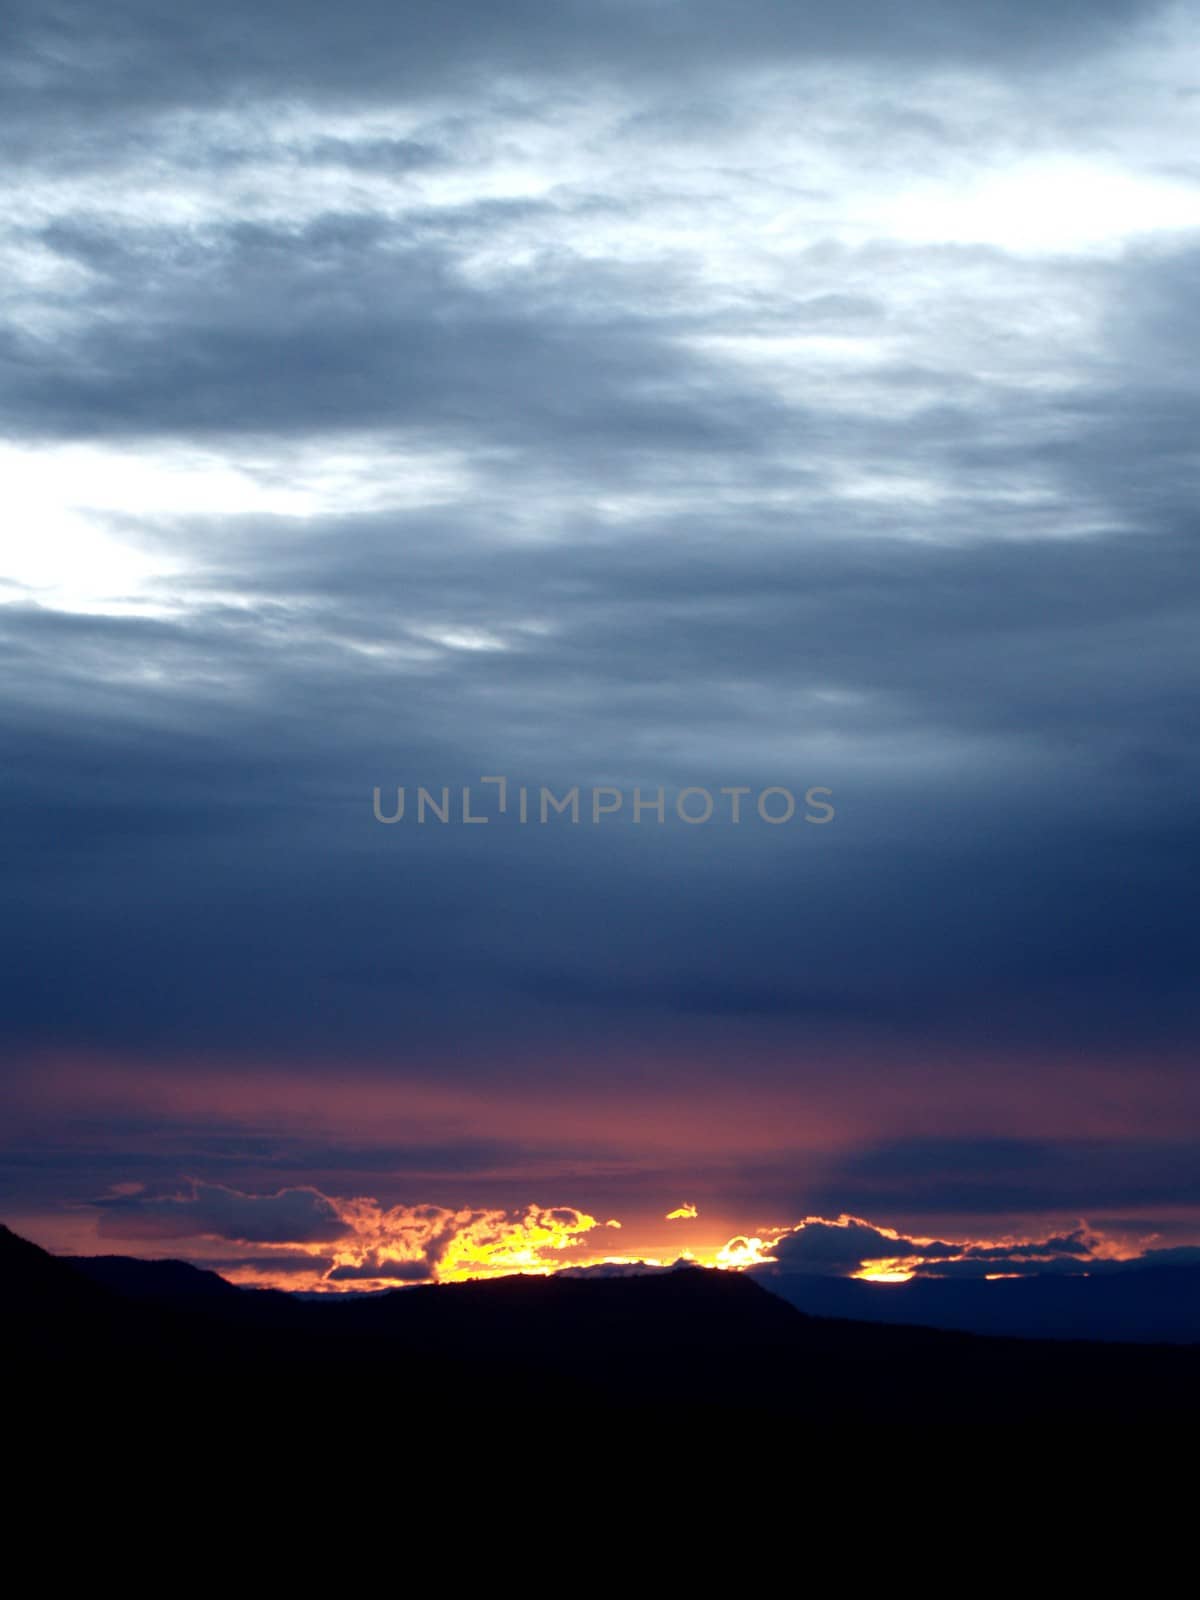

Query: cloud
left=752, top=1215, right=1101, bottom=1279
left=66, top=1177, right=1190, bottom=1288
left=85, top=1182, right=605, bottom=1287
left=819, top=1140, right=1200, bottom=1217
left=328, top=1200, right=603, bottom=1284
left=1132, top=1246, right=1200, bottom=1269
left=1, top=0, right=1159, bottom=156
left=327, top=1256, right=433, bottom=1284
left=206, top=1252, right=336, bottom=1277
left=94, top=1181, right=348, bottom=1244
left=666, top=1203, right=698, bottom=1220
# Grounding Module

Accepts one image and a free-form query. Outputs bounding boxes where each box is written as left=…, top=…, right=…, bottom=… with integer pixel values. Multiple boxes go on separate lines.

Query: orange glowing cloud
left=60, top=1177, right=1168, bottom=1294
left=313, top=1198, right=608, bottom=1289
left=81, top=1180, right=615, bottom=1291
left=715, top=1234, right=783, bottom=1269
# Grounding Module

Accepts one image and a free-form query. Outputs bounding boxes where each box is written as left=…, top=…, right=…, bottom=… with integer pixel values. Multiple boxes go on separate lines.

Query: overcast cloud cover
left=2, top=0, right=1198, bottom=1277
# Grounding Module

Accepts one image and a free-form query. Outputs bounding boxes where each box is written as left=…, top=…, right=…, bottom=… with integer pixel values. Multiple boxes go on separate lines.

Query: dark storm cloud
left=1, top=497, right=1196, bottom=1058
left=205, top=1252, right=335, bottom=1277
left=675, top=1134, right=1200, bottom=1235
left=0, top=0, right=1158, bottom=134
left=767, top=1216, right=1097, bottom=1277
left=6, top=215, right=727, bottom=442
left=93, top=1181, right=350, bottom=1243
left=327, top=1256, right=431, bottom=1282
left=770, top=1219, right=930, bottom=1274
left=1133, top=1246, right=1200, bottom=1268
left=818, top=1139, right=1200, bottom=1217
left=0, top=1119, right=566, bottom=1210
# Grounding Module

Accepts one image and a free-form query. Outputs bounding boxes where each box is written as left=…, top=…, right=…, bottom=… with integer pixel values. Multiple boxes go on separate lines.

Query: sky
left=2, top=0, right=1198, bottom=1290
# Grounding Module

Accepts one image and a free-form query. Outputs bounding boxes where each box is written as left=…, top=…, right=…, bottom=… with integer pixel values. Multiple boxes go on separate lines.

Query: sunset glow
left=852, top=1262, right=918, bottom=1285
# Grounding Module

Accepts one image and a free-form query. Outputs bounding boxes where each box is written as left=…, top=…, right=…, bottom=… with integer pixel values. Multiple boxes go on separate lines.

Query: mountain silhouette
left=755, top=1263, right=1200, bottom=1344
left=66, top=1252, right=245, bottom=1302
left=5, top=1225, right=1199, bottom=1432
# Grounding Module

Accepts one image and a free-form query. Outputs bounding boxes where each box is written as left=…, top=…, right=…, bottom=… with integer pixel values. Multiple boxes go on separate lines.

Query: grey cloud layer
left=1, top=1, right=1159, bottom=128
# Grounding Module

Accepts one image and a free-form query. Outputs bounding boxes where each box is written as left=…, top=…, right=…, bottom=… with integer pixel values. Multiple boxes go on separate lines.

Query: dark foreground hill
left=5, top=1225, right=1199, bottom=1435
